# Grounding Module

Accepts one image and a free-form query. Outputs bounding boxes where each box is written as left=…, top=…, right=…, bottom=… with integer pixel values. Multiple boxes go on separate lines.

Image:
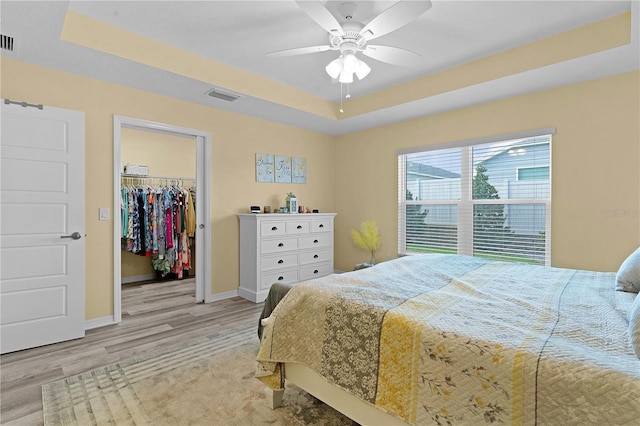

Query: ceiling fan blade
left=295, top=0, right=344, bottom=36
left=266, top=45, right=332, bottom=58
left=359, top=0, right=432, bottom=41
left=362, top=45, right=422, bottom=67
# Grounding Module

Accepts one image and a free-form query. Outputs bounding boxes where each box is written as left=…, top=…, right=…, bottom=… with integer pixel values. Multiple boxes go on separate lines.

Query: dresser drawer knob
left=272, top=226, right=278, bottom=231
left=278, top=259, right=284, bottom=264
left=319, top=224, right=324, bottom=228
left=314, top=270, right=319, bottom=274
left=278, top=242, right=284, bottom=247
left=313, top=254, right=319, bottom=259
left=278, top=276, right=284, bottom=281
left=297, top=225, right=302, bottom=229
left=313, top=239, right=319, bottom=244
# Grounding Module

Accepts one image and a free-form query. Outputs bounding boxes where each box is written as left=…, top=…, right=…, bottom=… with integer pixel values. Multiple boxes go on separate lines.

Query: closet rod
left=121, top=173, right=195, bottom=181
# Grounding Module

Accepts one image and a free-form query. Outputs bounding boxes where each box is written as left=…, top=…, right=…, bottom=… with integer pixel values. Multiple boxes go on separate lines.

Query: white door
left=1, top=101, right=85, bottom=354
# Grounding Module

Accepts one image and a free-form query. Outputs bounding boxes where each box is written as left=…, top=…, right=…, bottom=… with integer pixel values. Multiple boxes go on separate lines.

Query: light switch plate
left=99, top=208, right=109, bottom=221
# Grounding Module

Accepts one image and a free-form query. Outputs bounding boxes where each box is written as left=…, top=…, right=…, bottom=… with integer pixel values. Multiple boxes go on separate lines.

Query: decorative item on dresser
left=238, top=213, right=336, bottom=303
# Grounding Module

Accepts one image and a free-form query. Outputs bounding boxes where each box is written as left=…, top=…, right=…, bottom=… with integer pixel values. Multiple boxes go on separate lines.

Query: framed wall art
left=256, top=153, right=305, bottom=184
left=292, top=157, right=307, bottom=184
left=256, top=153, right=274, bottom=183
left=275, top=155, right=291, bottom=183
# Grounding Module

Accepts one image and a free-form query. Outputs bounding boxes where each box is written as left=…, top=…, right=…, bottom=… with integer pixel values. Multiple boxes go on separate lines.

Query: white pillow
left=616, top=247, right=640, bottom=293
left=628, top=295, right=640, bottom=359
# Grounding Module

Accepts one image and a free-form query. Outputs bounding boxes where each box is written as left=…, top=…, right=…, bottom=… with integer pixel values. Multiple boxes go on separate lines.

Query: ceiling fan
left=267, top=0, right=433, bottom=84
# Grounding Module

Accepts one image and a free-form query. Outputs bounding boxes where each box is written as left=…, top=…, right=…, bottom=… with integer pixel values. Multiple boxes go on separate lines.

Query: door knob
left=60, top=232, right=82, bottom=240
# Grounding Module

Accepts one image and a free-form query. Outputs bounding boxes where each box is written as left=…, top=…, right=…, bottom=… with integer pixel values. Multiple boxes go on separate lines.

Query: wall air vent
left=207, top=88, right=241, bottom=102
left=1, top=34, right=15, bottom=51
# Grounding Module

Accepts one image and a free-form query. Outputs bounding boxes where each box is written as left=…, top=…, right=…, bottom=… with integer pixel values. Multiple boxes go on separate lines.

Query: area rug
left=42, top=325, right=357, bottom=425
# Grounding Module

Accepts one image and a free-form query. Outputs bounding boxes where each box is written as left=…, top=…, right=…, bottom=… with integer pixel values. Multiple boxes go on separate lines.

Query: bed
left=256, top=253, right=640, bottom=425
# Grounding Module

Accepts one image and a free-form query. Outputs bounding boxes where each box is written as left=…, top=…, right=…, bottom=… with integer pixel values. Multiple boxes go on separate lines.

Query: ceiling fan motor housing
left=339, top=41, right=359, bottom=57
left=329, top=21, right=367, bottom=51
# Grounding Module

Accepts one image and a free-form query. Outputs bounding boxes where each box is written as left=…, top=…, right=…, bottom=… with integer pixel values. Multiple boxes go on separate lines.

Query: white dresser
left=238, top=213, right=336, bottom=303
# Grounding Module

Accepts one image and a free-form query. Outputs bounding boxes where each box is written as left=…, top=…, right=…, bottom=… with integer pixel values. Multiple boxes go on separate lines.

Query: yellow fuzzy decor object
left=351, top=220, right=381, bottom=264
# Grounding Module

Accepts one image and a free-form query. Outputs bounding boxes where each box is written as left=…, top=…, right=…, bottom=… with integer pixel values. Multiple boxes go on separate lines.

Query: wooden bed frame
left=265, top=362, right=409, bottom=425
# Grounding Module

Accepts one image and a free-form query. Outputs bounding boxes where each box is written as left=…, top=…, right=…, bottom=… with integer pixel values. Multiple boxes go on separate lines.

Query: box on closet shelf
left=124, top=164, right=149, bottom=176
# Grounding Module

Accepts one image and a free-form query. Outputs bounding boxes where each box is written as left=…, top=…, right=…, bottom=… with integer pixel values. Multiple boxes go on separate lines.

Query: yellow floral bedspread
left=256, top=254, right=640, bottom=425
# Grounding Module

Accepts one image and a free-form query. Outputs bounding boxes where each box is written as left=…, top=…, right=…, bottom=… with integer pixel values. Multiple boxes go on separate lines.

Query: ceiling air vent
left=1, top=34, right=15, bottom=51
left=207, top=88, right=241, bottom=102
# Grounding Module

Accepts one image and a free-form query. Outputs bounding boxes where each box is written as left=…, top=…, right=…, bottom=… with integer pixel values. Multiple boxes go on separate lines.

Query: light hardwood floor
left=0, top=279, right=264, bottom=425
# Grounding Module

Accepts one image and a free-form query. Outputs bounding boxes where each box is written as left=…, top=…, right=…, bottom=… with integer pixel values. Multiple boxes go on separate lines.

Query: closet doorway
left=113, top=116, right=211, bottom=324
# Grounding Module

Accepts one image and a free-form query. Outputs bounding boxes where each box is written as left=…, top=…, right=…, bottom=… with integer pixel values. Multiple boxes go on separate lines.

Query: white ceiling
left=1, top=1, right=638, bottom=135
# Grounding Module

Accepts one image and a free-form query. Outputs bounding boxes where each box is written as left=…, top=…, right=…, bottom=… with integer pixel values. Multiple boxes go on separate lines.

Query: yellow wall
left=2, top=57, right=638, bottom=321
left=341, top=12, right=632, bottom=119
left=121, top=128, right=197, bottom=180
left=0, top=58, right=336, bottom=320
left=334, top=71, right=640, bottom=273
left=120, top=129, right=197, bottom=280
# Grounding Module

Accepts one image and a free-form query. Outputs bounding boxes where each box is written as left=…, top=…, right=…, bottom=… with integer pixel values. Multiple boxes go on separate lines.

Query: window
left=517, top=166, right=549, bottom=181
left=398, top=131, right=552, bottom=265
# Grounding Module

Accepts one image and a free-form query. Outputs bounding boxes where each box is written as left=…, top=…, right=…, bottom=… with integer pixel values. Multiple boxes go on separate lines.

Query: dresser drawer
left=261, top=237, right=298, bottom=254
left=261, top=221, right=286, bottom=236
left=261, top=253, right=299, bottom=271
left=299, top=249, right=332, bottom=265
left=311, top=219, right=332, bottom=233
left=285, top=220, right=310, bottom=234
left=299, top=262, right=333, bottom=281
left=298, top=233, right=331, bottom=249
left=260, top=269, right=298, bottom=291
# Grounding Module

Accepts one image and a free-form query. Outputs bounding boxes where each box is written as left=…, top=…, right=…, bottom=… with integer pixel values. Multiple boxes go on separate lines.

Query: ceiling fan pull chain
left=339, top=83, right=344, bottom=114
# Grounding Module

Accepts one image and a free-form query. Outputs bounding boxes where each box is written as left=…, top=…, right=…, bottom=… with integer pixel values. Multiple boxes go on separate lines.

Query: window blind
left=399, top=133, right=552, bottom=265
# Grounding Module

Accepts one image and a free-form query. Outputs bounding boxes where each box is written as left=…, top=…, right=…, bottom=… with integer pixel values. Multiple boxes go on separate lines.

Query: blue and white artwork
left=292, top=157, right=307, bottom=184
left=256, top=153, right=274, bottom=183
left=275, top=155, right=291, bottom=183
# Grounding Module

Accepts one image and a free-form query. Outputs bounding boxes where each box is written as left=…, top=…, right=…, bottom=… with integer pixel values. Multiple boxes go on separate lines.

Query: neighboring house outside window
left=398, top=133, right=552, bottom=265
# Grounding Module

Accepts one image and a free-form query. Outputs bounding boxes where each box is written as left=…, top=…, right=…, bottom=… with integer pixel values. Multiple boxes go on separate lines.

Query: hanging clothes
left=120, top=179, right=195, bottom=279
left=185, top=190, right=196, bottom=238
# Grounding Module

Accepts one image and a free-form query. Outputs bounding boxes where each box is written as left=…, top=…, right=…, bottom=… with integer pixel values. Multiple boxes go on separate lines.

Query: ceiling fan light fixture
left=355, top=59, right=371, bottom=80
left=326, top=53, right=370, bottom=82
left=338, top=70, right=353, bottom=84
left=342, top=52, right=358, bottom=73
left=325, top=57, right=343, bottom=79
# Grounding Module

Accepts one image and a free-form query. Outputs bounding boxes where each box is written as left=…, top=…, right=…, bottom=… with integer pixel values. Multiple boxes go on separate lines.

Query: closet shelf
left=121, top=173, right=195, bottom=181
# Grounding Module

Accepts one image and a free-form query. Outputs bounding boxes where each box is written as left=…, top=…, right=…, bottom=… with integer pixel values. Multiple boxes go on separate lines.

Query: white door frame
left=113, top=115, right=212, bottom=323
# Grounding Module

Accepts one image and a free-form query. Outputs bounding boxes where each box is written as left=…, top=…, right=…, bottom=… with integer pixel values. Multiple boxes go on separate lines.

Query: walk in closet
left=120, top=128, right=196, bottom=285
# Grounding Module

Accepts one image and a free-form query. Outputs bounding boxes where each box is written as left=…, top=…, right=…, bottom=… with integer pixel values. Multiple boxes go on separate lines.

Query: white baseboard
left=121, top=274, right=155, bottom=284
left=237, top=287, right=270, bottom=303
left=85, top=315, right=117, bottom=330
left=205, top=289, right=239, bottom=303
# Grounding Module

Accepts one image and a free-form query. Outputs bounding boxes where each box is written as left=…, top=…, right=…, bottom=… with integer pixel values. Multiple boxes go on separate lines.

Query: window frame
left=398, top=128, right=554, bottom=266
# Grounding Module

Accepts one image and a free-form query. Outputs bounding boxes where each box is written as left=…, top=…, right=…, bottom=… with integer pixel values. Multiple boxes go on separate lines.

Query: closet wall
left=121, top=128, right=196, bottom=283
